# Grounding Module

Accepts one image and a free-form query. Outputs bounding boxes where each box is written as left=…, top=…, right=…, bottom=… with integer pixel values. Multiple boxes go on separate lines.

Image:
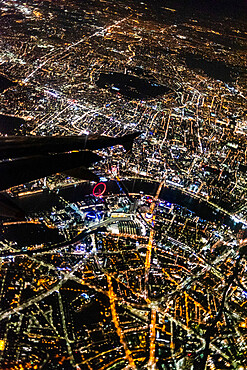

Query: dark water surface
left=1, top=178, right=239, bottom=248
left=14, top=179, right=239, bottom=231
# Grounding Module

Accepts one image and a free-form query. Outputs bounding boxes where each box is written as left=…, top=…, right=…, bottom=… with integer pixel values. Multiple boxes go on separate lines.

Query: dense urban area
left=0, top=0, right=247, bottom=369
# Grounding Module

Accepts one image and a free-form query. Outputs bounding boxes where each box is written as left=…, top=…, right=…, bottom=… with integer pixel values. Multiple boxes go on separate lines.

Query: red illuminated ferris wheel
left=92, top=182, right=107, bottom=197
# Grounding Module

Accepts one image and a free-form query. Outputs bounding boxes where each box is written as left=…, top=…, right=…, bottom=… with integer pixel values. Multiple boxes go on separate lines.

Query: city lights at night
left=0, top=0, right=247, bottom=369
